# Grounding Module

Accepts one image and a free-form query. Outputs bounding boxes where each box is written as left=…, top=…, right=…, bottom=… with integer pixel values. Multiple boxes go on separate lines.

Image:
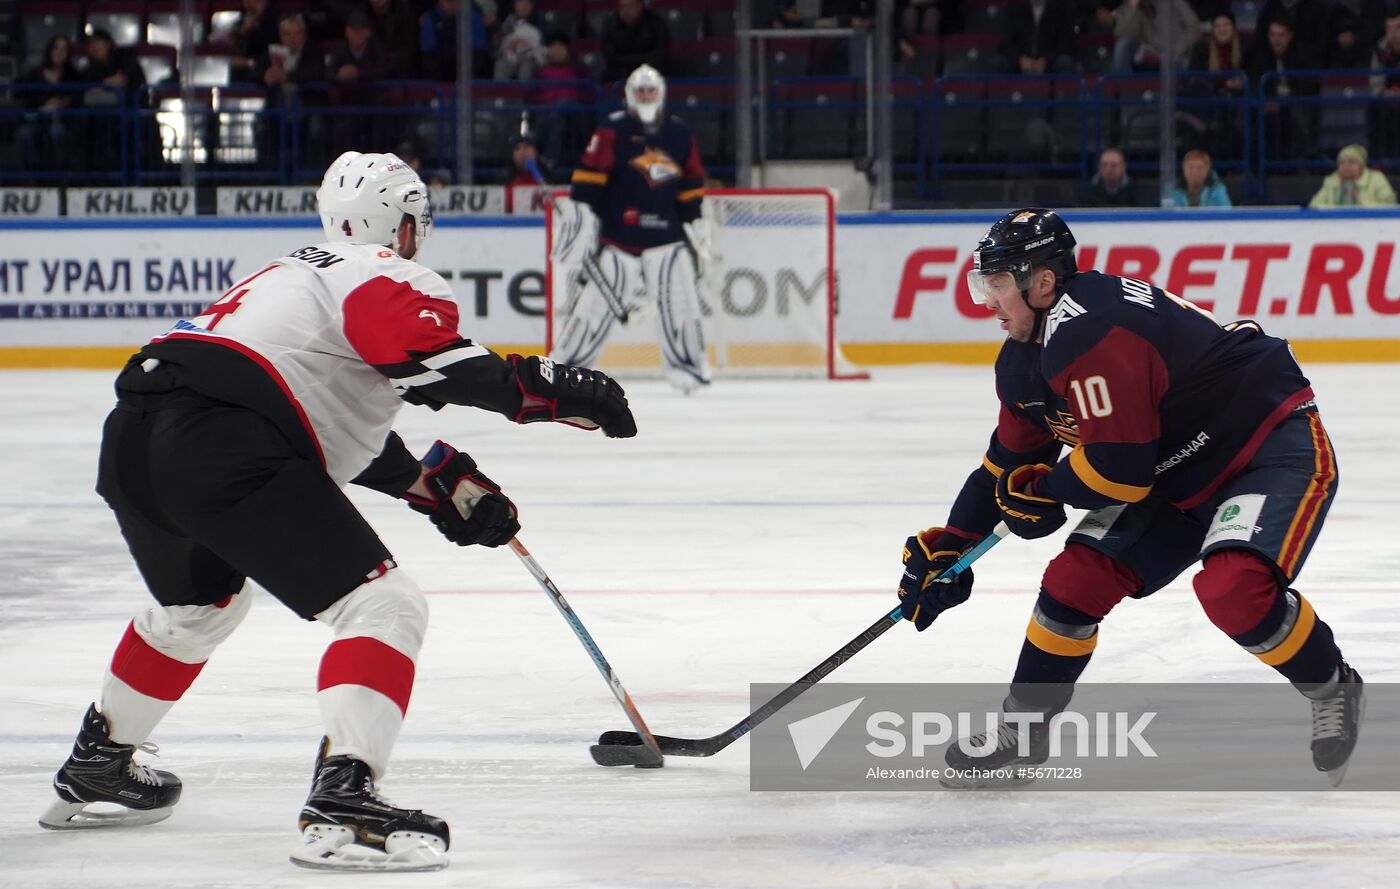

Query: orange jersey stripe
left=1279, top=413, right=1336, bottom=577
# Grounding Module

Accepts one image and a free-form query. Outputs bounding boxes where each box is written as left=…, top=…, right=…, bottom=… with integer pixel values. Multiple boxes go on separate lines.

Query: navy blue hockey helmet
left=967, top=208, right=1078, bottom=304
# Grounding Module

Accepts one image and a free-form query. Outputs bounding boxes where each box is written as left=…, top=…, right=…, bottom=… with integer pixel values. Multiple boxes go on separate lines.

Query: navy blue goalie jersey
left=569, top=110, right=705, bottom=253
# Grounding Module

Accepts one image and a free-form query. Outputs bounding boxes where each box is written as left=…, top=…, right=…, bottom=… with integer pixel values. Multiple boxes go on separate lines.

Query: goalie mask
left=966, top=208, right=1077, bottom=306
left=625, top=64, right=666, bottom=126
left=317, top=151, right=433, bottom=258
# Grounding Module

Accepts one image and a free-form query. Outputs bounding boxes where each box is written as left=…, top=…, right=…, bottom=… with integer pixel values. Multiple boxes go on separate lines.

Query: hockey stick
left=527, top=157, right=630, bottom=324
left=508, top=538, right=664, bottom=768
left=590, top=523, right=1011, bottom=765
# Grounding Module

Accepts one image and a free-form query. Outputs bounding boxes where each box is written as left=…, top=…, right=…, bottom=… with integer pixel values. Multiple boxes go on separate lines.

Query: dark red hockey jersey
left=947, top=270, right=1316, bottom=536
left=569, top=109, right=705, bottom=253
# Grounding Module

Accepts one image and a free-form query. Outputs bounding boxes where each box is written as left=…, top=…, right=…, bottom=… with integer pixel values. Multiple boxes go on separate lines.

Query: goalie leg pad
left=551, top=247, right=638, bottom=367
left=643, top=242, right=711, bottom=391
left=314, top=568, right=427, bottom=778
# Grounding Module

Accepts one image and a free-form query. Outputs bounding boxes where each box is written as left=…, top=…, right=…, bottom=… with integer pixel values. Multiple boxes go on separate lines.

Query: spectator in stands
left=330, top=10, right=388, bottom=94
left=1079, top=147, right=1138, bottom=206
left=1112, top=0, right=1201, bottom=72
left=255, top=13, right=327, bottom=97
left=1249, top=17, right=1317, bottom=160
left=1002, top=0, right=1078, bottom=76
left=1327, top=0, right=1385, bottom=68
left=20, top=35, right=80, bottom=110
left=230, top=0, right=282, bottom=82
left=1188, top=13, right=1245, bottom=94
left=600, top=0, right=670, bottom=83
left=1371, top=6, right=1400, bottom=161
left=532, top=34, right=589, bottom=172
left=1252, top=0, right=1327, bottom=69
left=1373, top=7, right=1400, bottom=94
left=1309, top=143, right=1397, bottom=207
left=502, top=131, right=550, bottom=211
left=80, top=29, right=146, bottom=102
left=534, top=32, right=584, bottom=102
left=1170, top=149, right=1232, bottom=207
left=421, top=0, right=492, bottom=81
left=79, top=30, right=150, bottom=174
left=328, top=11, right=388, bottom=158
left=252, top=13, right=328, bottom=167
left=17, top=35, right=82, bottom=175
left=495, top=0, right=546, bottom=79
left=365, top=0, right=421, bottom=78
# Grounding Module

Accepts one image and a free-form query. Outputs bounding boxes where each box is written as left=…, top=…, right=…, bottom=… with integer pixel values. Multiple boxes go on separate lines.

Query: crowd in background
left=4, top=0, right=1400, bottom=204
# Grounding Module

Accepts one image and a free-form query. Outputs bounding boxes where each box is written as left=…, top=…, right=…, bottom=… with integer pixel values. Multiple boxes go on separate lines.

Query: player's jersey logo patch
left=1042, top=294, right=1086, bottom=346
left=418, top=308, right=443, bottom=326
left=1047, top=409, right=1081, bottom=446
left=629, top=148, right=682, bottom=187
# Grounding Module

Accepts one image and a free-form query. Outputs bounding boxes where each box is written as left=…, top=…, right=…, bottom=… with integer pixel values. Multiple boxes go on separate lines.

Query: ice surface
left=1, top=365, right=1397, bottom=888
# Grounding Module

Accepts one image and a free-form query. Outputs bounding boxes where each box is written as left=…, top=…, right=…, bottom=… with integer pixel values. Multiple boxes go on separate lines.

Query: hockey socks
left=1007, top=591, right=1100, bottom=713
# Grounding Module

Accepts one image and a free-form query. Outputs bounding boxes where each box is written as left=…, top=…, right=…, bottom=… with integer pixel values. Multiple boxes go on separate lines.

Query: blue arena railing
left=3, top=71, right=1398, bottom=204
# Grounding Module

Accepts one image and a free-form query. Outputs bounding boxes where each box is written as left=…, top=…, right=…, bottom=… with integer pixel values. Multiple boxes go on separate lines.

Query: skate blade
left=290, top=824, right=449, bottom=873
left=38, top=799, right=173, bottom=831
left=1322, top=692, right=1367, bottom=788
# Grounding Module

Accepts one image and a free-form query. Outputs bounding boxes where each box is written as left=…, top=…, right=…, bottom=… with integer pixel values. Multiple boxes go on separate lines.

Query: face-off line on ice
left=36, top=70, right=1365, bottom=873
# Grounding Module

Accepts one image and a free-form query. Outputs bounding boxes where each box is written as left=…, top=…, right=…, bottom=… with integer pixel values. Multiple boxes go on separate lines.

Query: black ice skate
left=290, top=738, right=450, bottom=872
left=39, top=703, right=182, bottom=830
left=1309, top=662, right=1365, bottom=787
left=941, top=703, right=1051, bottom=789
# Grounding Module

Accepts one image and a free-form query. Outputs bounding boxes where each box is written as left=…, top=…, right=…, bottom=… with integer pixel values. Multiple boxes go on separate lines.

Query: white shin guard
left=101, top=590, right=254, bottom=745
left=313, top=569, right=428, bottom=778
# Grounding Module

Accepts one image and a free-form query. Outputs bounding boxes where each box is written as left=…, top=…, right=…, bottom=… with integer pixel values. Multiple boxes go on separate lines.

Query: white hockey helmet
left=625, top=64, right=666, bottom=125
left=317, top=151, right=432, bottom=257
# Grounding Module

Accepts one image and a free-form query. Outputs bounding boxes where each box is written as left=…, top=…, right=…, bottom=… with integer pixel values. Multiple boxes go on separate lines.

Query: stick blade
left=589, top=741, right=662, bottom=768
left=597, top=730, right=642, bottom=746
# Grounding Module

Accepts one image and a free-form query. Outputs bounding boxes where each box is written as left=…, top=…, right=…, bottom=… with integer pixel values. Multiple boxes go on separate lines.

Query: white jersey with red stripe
left=151, top=241, right=481, bottom=487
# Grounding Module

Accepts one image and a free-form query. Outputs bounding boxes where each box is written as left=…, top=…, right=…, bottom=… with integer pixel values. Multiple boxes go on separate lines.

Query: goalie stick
left=590, top=523, right=1011, bottom=765
left=508, top=538, right=664, bottom=768
left=527, top=157, right=630, bottom=324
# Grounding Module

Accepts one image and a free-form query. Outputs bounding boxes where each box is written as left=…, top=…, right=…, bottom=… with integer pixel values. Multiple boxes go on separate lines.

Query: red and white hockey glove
left=509, top=355, right=637, bottom=439
left=403, top=441, right=519, bottom=547
left=994, top=464, right=1066, bottom=540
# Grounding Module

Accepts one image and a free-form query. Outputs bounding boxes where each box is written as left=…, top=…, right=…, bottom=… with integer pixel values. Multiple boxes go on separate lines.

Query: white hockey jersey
left=147, top=241, right=488, bottom=487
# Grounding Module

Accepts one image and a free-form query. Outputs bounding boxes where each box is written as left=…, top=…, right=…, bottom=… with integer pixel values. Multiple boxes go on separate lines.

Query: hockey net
left=545, top=187, right=866, bottom=380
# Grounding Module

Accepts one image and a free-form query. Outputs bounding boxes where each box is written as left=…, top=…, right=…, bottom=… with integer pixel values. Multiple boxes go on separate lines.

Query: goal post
left=545, top=187, right=866, bottom=380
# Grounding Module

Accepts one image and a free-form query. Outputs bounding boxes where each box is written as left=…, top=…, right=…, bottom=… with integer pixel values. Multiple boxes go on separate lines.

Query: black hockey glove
left=995, top=463, right=1066, bottom=540
left=509, top=354, right=637, bottom=439
left=403, top=441, right=520, bottom=547
left=897, top=527, right=979, bottom=632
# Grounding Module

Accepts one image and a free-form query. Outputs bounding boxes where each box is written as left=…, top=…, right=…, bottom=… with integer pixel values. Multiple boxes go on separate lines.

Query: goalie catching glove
left=994, top=463, right=1066, bottom=540
left=510, top=355, right=637, bottom=438
left=403, top=441, right=520, bottom=547
left=897, top=527, right=979, bottom=631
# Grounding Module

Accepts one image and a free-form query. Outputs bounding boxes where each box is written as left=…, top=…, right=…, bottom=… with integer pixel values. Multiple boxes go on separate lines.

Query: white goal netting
left=546, top=188, right=864, bottom=380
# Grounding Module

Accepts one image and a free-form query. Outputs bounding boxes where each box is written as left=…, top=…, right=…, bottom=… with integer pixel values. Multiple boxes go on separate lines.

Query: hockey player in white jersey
left=39, top=151, right=636, bottom=872
left=551, top=64, right=715, bottom=392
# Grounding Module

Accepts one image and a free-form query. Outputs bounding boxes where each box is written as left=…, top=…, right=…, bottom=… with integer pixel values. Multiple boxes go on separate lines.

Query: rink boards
left=0, top=208, right=1397, bottom=367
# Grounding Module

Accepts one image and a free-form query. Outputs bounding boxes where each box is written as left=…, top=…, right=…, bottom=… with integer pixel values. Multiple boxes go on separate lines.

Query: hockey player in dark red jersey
left=38, top=151, right=636, bottom=870
left=550, top=63, right=713, bottom=392
left=896, top=208, right=1364, bottom=787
